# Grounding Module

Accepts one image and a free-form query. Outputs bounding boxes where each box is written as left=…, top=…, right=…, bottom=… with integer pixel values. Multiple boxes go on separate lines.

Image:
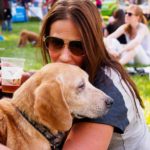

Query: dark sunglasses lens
left=45, top=37, right=64, bottom=50
left=126, top=12, right=132, bottom=16
left=128, top=13, right=132, bottom=16
left=69, top=41, right=84, bottom=56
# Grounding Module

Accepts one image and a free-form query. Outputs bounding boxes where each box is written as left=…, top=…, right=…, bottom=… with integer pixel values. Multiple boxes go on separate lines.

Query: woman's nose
left=59, top=45, right=72, bottom=63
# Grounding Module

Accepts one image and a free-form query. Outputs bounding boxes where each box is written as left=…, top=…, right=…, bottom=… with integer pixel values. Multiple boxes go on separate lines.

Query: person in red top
left=96, top=0, right=102, bottom=11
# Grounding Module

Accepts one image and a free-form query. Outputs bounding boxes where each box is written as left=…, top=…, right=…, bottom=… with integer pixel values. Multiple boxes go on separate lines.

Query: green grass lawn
left=0, top=20, right=43, bottom=71
left=0, top=20, right=150, bottom=125
left=131, top=75, right=150, bottom=125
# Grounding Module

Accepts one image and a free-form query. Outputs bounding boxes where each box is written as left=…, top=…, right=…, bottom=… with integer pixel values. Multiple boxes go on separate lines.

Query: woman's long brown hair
left=40, top=0, right=144, bottom=108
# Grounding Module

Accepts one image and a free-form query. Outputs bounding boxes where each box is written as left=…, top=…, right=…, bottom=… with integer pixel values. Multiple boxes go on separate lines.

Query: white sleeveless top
left=125, top=23, right=150, bottom=56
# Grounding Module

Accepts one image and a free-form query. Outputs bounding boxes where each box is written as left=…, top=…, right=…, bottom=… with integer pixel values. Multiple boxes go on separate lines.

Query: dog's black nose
left=105, top=98, right=113, bottom=108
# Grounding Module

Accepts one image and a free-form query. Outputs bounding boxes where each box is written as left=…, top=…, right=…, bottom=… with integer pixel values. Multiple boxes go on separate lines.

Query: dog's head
left=12, top=63, right=113, bottom=133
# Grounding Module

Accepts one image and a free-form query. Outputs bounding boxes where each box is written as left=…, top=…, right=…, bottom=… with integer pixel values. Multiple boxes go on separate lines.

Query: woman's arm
left=63, top=122, right=114, bottom=150
left=119, top=24, right=148, bottom=53
left=107, top=24, right=126, bottom=39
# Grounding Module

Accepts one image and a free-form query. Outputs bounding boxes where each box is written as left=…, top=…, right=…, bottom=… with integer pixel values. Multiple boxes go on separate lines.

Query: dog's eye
left=77, top=81, right=85, bottom=92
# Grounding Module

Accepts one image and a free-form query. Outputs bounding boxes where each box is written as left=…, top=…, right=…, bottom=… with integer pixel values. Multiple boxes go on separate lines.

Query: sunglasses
left=125, top=12, right=136, bottom=17
left=44, top=36, right=85, bottom=56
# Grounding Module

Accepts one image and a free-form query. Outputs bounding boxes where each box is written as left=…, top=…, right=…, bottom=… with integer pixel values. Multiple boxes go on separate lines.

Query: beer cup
left=1, top=57, right=25, bottom=93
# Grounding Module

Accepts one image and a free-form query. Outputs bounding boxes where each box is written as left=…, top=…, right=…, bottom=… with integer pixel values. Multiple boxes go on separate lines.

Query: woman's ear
left=34, top=78, right=73, bottom=134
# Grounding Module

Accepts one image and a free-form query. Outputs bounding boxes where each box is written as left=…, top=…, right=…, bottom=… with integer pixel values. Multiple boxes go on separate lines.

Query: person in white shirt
left=106, top=4, right=150, bottom=65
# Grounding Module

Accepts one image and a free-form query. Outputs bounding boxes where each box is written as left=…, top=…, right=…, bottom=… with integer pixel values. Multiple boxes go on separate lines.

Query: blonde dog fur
left=0, top=63, right=113, bottom=150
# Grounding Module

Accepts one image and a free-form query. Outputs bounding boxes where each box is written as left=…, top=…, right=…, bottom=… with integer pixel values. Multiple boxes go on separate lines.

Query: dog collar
left=17, top=108, right=66, bottom=150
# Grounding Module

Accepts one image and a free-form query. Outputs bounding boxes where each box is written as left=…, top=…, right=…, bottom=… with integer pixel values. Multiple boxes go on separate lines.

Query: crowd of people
left=0, top=0, right=150, bottom=149
left=104, top=9, right=126, bottom=44
left=15, top=0, right=58, bottom=17
left=0, top=0, right=57, bottom=34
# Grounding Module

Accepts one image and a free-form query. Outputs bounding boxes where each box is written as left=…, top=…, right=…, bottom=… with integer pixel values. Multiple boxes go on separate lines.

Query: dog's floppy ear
left=34, top=77, right=72, bottom=133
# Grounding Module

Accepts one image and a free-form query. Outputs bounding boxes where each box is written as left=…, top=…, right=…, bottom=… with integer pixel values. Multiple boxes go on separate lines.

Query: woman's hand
left=0, top=144, right=12, bottom=150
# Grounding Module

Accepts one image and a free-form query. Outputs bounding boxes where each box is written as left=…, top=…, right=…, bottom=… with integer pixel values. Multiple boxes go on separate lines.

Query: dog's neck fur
left=11, top=92, right=67, bottom=149
left=12, top=92, right=36, bottom=121
left=16, top=107, right=66, bottom=149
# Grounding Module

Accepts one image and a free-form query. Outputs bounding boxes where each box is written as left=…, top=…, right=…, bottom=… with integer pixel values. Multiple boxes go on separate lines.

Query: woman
left=107, top=4, right=150, bottom=65
left=96, top=0, right=102, bottom=11
left=40, top=1, right=149, bottom=149
left=0, top=0, right=150, bottom=149
left=104, top=9, right=126, bottom=44
left=1, top=0, right=13, bottom=32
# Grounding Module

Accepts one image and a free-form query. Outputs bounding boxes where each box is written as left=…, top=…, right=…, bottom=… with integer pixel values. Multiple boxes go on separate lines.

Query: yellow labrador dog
left=0, top=63, right=113, bottom=150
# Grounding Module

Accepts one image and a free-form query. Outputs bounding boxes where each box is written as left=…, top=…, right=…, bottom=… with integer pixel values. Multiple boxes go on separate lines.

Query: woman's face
left=47, top=19, right=85, bottom=67
left=125, top=8, right=139, bottom=24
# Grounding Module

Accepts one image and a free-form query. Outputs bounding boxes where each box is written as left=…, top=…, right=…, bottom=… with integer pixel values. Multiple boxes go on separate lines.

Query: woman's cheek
left=48, top=50, right=60, bottom=62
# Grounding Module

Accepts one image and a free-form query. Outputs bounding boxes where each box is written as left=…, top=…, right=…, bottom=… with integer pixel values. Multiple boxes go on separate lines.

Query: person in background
left=96, top=0, right=102, bottom=12
left=17, top=0, right=33, bottom=9
left=1, top=0, right=13, bottom=32
left=107, top=4, right=150, bottom=65
left=104, top=9, right=126, bottom=44
left=42, top=0, right=50, bottom=16
left=0, top=0, right=5, bottom=41
left=0, top=0, right=150, bottom=149
left=42, top=0, right=57, bottom=16
left=33, top=0, right=41, bottom=7
left=17, top=0, right=33, bottom=20
left=0, top=0, right=3, bottom=33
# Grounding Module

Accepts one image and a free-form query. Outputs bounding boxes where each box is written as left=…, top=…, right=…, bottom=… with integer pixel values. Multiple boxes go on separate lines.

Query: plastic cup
left=1, top=57, right=25, bottom=93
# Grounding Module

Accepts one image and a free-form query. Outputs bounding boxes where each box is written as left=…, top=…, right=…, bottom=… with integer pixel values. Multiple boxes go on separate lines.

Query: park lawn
left=0, top=20, right=150, bottom=125
left=0, top=20, right=43, bottom=71
left=131, top=75, right=150, bottom=126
